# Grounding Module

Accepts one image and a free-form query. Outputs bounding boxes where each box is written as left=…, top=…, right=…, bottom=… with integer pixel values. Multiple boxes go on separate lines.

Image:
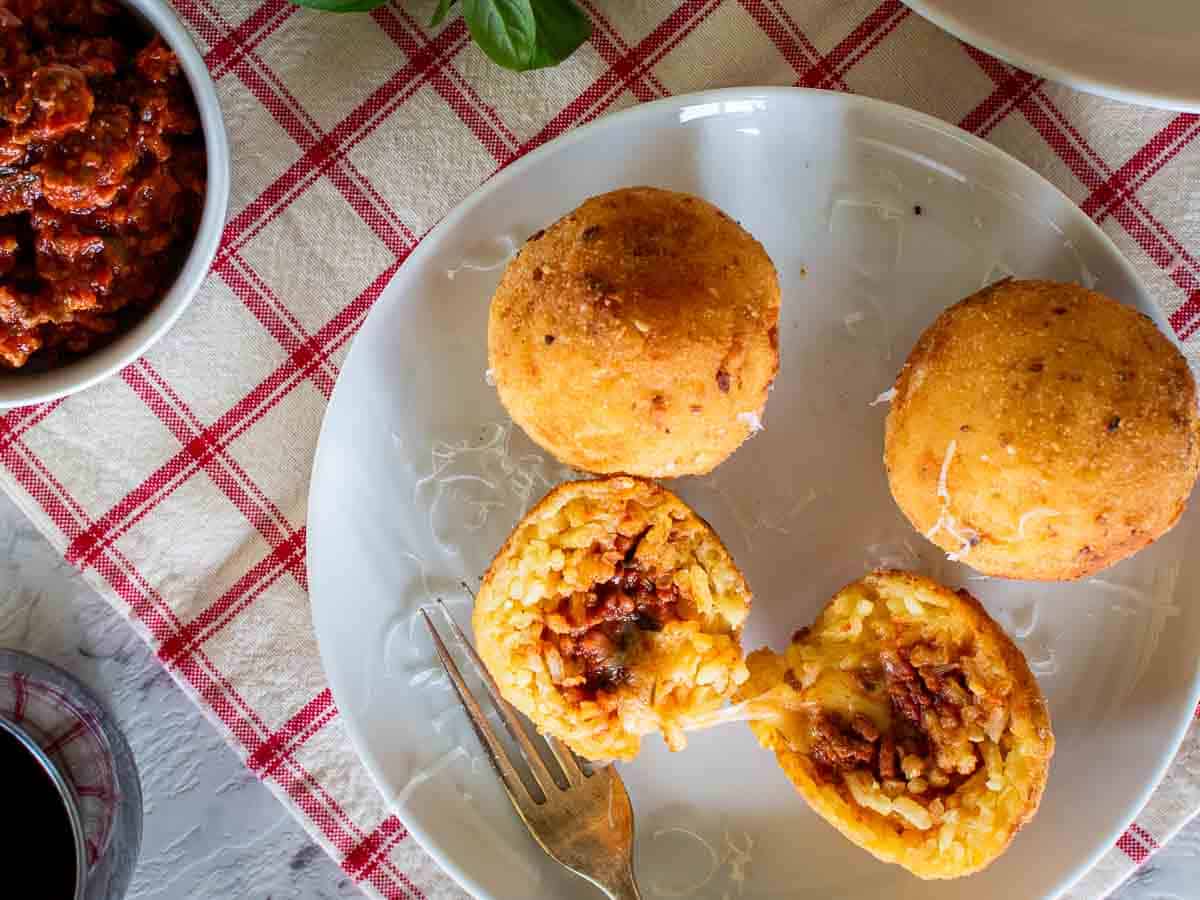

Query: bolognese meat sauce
left=808, top=642, right=998, bottom=805
left=0, top=0, right=204, bottom=370
left=544, top=530, right=683, bottom=702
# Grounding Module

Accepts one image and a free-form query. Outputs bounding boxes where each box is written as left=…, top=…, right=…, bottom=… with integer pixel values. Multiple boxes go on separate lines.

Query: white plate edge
left=305, top=85, right=1200, bottom=900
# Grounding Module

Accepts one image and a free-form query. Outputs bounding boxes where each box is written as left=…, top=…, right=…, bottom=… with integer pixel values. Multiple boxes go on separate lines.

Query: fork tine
left=420, top=608, right=535, bottom=809
left=434, top=600, right=567, bottom=793
left=545, top=736, right=587, bottom=786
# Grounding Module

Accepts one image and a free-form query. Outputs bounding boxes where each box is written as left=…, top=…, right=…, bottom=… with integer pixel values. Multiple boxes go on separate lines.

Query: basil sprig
left=292, top=0, right=591, bottom=71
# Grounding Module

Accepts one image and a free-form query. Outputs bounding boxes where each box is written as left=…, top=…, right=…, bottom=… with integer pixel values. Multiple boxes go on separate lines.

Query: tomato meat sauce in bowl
left=0, top=0, right=228, bottom=405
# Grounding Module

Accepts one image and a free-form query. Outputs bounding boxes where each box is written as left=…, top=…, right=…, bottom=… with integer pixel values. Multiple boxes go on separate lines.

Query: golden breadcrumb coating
left=473, top=476, right=752, bottom=762
left=885, top=279, right=1199, bottom=580
left=488, top=186, right=780, bottom=478
left=735, top=570, right=1053, bottom=879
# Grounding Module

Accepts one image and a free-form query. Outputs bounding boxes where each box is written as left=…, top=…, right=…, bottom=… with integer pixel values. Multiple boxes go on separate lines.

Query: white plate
left=308, top=88, right=1200, bottom=900
left=906, top=0, right=1200, bottom=112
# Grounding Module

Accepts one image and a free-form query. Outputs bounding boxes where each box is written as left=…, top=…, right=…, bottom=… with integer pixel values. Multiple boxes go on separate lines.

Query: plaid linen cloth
left=1, top=0, right=1199, bottom=897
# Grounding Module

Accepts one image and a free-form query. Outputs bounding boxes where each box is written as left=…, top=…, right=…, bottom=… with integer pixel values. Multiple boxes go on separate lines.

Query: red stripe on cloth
left=579, top=0, right=668, bottom=99
left=11, top=671, right=26, bottom=722
left=0, top=400, right=62, bottom=449
left=958, top=65, right=1042, bottom=137
left=738, top=0, right=854, bottom=92
left=157, top=529, right=306, bottom=667
left=214, top=18, right=468, bottom=258
left=737, top=0, right=910, bottom=124
left=245, top=688, right=336, bottom=775
left=1035, top=87, right=1112, bottom=173
left=215, top=255, right=338, bottom=397
left=1131, top=824, right=1160, bottom=851
left=213, top=25, right=466, bottom=267
left=73, top=784, right=109, bottom=799
left=53, top=271, right=403, bottom=885
left=174, top=0, right=411, bottom=402
left=223, top=686, right=422, bottom=897
left=1064, top=100, right=1200, bottom=299
left=65, top=445, right=196, bottom=568
left=521, top=0, right=723, bottom=153
left=66, top=362, right=307, bottom=597
left=738, top=0, right=837, bottom=90
left=578, top=0, right=731, bottom=135
left=442, top=70, right=522, bottom=153
left=228, top=250, right=340, bottom=369
left=203, top=0, right=294, bottom=76
left=42, top=720, right=86, bottom=756
left=170, top=0, right=430, bottom=511
left=65, top=250, right=401, bottom=579
left=971, top=49, right=1200, bottom=271
left=796, top=0, right=909, bottom=89
left=371, top=7, right=518, bottom=167
left=963, top=48, right=1200, bottom=340
left=136, top=360, right=307, bottom=553
left=170, top=653, right=366, bottom=851
left=430, top=69, right=517, bottom=166
left=330, top=163, right=419, bottom=259
left=364, top=865, right=422, bottom=900
left=223, top=50, right=318, bottom=150
left=1116, top=823, right=1160, bottom=864
left=1112, top=199, right=1197, bottom=277
left=0, top=432, right=415, bottom=889
left=0, top=445, right=85, bottom=543
left=343, top=815, right=408, bottom=880
left=21, top=443, right=187, bottom=631
left=1096, top=179, right=1200, bottom=333
left=1080, top=114, right=1200, bottom=222
left=91, top=556, right=180, bottom=643
left=15, top=433, right=93, bottom=530
left=345, top=163, right=424, bottom=251
left=401, top=9, right=526, bottom=154
left=355, top=818, right=426, bottom=900
left=172, top=649, right=347, bottom=853
left=962, top=46, right=1102, bottom=195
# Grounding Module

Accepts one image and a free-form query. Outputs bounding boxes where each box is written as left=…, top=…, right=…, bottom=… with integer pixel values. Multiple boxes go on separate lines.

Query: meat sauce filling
left=0, top=0, right=205, bottom=370
left=544, top=532, right=681, bottom=702
left=808, top=645, right=989, bottom=803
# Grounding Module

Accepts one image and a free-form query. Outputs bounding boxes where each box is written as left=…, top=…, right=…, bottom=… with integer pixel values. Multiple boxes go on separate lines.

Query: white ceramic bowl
left=0, top=0, right=231, bottom=408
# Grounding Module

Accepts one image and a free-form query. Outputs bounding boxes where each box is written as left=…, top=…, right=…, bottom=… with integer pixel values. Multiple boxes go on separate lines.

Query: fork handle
left=601, top=863, right=642, bottom=900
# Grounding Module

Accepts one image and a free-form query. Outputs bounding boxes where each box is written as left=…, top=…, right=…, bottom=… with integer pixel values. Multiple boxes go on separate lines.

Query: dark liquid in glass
left=0, top=725, right=78, bottom=899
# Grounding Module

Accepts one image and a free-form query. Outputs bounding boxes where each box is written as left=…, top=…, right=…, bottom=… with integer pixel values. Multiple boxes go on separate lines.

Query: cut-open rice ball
left=472, top=475, right=752, bottom=762
left=734, top=570, right=1053, bottom=878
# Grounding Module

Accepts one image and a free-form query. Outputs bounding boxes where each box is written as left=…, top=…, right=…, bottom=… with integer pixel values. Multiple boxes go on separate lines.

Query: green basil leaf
left=527, top=0, right=590, bottom=69
left=430, top=0, right=457, bottom=26
left=290, top=0, right=386, bottom=11
left=462, top=0, right=537, bottom=70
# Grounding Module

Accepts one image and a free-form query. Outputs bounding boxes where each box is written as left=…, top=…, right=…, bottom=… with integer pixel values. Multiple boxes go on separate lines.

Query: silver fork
left=421, top=601, right=642, bottom=900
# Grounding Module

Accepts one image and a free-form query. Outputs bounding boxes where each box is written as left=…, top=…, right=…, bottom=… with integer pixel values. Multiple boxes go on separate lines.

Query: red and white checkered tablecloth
left=1, top=0, right=1198, bottom=897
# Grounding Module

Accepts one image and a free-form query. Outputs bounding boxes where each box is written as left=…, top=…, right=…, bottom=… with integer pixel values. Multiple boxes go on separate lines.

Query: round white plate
left=308, top=88, right=1200, bottom=900
left=906, top=0, right=1200, bottom=111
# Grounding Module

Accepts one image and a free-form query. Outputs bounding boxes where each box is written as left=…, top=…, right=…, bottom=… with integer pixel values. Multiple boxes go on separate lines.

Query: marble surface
left=0, top=491, right=354, bottom=900
left=0, top=485, right=1196, bottom=900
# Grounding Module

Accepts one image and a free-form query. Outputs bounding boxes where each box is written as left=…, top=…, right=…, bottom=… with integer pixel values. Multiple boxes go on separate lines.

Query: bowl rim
left=0, top=0, right=231, bottom=409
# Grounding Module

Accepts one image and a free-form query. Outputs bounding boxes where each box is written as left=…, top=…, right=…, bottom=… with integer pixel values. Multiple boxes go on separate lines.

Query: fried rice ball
left=487, top=186, right=781, bottom=478
left=885, top=279, right=1200, bottom=580
left=734, top=570, right=1053, bottom=879
left=472, top=475, right=752, bottom=762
